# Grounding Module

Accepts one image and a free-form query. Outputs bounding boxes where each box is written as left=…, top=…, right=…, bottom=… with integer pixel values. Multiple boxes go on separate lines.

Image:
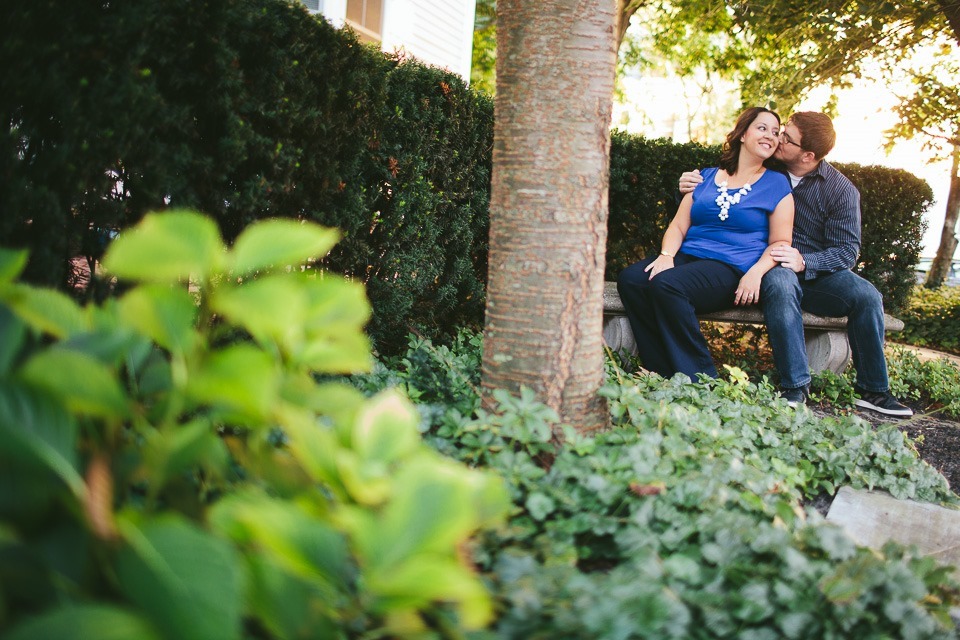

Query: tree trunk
left=925, top=140, right=960, bottom=288
left=482, top=0, right=618, bottom=431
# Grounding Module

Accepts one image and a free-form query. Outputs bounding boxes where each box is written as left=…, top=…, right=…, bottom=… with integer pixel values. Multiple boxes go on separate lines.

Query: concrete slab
left=826, top=486, right=960, bottom=627
left=826, top=486, right=960, bottom=567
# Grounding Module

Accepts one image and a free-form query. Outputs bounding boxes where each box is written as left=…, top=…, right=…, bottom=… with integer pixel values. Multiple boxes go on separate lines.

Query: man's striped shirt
left=789, top=160, right=861, bottom=280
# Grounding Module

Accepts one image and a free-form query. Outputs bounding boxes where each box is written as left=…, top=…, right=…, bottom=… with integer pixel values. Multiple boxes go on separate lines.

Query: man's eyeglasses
left=778, top=131, right=803, bottom=149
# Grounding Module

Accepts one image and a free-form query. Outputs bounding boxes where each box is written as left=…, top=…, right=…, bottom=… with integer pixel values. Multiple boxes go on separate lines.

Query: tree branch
left=937, top=0, right=960, bottom=45
left=617, top=0, right=649, bottom=51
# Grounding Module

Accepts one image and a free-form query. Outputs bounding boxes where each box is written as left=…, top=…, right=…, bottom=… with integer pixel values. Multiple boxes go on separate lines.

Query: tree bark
left=925, top=140, right=960, bottom=288
left=482, top=0, right=618, bottom=431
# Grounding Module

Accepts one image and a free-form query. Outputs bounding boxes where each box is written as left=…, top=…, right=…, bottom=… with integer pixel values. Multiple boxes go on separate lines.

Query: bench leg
left=602, top=315, right=637, bottom=357
left=804, top=328, right=851, bottom=375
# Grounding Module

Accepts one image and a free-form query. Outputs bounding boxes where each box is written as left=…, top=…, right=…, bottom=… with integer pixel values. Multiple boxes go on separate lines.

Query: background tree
left=481, top=0, right=618, bottom=430
left=714, top=1, right=959, bottom=287
left=885, top=48, right=960, bottom=288
left=470, top=0, right=650, bottom=96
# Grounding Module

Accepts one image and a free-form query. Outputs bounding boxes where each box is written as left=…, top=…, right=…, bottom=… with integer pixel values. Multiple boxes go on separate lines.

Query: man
left=679, top=111, right=912, bottom=416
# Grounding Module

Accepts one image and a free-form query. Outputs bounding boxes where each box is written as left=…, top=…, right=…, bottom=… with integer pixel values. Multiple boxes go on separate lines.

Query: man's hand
left=771, top=246, right=806, bottom=273
left=679, top=170, right=703, bottom=195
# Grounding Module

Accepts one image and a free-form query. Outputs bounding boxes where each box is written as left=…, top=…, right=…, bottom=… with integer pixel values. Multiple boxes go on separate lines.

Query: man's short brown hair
left=789, top=111, right=836, bottom=160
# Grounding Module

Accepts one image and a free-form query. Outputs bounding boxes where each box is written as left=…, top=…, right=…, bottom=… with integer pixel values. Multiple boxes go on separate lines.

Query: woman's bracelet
left=660, top=250, right=675, bottom=258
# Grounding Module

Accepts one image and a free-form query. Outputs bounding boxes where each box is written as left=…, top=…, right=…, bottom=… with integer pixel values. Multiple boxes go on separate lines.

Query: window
left=345, top=0, right=382, bottom=43
left=300, top=0, right=321, bottom=12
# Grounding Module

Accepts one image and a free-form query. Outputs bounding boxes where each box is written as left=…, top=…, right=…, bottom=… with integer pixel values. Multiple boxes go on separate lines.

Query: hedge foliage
left=845, top=163, right=932, bottom=314
left=1, top=0, right=931, bottom=353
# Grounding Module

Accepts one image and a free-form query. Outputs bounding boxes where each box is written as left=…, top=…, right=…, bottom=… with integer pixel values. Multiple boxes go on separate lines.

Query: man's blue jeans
left=760, top=266, right=889, bottom=392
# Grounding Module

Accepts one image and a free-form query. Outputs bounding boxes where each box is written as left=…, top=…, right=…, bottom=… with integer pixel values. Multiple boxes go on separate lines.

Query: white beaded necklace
left=715, top=181, right=750, bottom=221
left=714, top=168, right=763, bottom=221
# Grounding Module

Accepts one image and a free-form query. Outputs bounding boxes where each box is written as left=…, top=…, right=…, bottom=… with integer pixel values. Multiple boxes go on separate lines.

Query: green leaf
left=229, top=219, right=340, bottom=275
left=296, top=331, right=372, bottom=374
left=2, top=283, right=88, bottom=338
left=351, top=390, right=420, bottom=465
left=210, top=276, right=305, bottom=350
left=116, top=515, right=243, bottom=640
left=367, top=556, right=494, bottom=629
left=18, top=348, right=128, bottom=419
left=0, top=248, right=28, bottom=284
left=302, top=278, right=371, bottom=335
left=117, top=285, right=199, bottom=354
left=525, top=492, right=555, bottom=521
left=243, top=555, right=340, bottom=640
left=1, top=604, right=161, bottom=640
left=102, top=211, right=224, bottom=284
left=142, top=419, right=228, bottom=492
left=187, top=345, right=279, bottom=420
left=345, top=455, right=508, bottom=572
left=0, top=303, right=26, bottom=375
left=298, top=279, right=372, bottom=373
left=0, top=382, right=85, bottom=502
left=209, top=491, right=350, bottom=589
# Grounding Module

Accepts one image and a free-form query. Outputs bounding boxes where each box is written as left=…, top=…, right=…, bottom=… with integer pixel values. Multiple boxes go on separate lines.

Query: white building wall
left=317, top=0, right=475, bottom=82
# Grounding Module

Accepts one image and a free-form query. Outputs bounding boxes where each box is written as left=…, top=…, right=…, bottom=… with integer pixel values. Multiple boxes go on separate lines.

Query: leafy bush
left=887, top=346, right=960, bottom=418
left=0, top=212, right=508, bottom=639
left=360, top=332, right=959, bottom=639
left=898, top=285, right=960, bottom=355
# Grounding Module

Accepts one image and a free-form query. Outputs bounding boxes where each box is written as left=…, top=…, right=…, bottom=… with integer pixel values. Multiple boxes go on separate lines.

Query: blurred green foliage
left=0, top=212, right=508, bottom=639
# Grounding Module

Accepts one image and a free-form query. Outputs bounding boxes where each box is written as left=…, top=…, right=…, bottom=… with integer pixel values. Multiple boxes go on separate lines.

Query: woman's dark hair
left=719, top=107, right=780, bottom=174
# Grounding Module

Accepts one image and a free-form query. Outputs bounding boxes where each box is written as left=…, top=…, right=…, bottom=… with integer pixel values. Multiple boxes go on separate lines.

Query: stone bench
left=602, top=281, right=904, bottom=374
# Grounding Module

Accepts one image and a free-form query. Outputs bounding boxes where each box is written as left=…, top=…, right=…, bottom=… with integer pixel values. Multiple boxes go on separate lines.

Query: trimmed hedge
left=0, top=0, right=490, bottom=356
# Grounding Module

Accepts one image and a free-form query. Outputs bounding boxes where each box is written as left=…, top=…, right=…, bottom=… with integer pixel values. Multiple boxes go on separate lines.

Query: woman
left=616, top=107, right=794, bottom=379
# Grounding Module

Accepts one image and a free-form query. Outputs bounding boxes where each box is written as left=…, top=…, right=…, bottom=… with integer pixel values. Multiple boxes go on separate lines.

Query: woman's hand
left=644, top=254, right=675, bottom=280
left=735, top=270, right=763, bottom=305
